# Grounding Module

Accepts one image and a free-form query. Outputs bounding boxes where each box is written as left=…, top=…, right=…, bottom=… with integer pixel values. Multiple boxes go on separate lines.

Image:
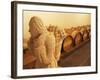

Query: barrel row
left=47, top=25, right=91, bottom=52
left=23, top=25, right=91, bottom=69
left=63, top=25, right=91, bottom=52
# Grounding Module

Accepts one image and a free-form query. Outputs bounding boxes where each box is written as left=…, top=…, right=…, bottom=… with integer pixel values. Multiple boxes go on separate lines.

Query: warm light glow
left=23, top=10, right=91, bottom=43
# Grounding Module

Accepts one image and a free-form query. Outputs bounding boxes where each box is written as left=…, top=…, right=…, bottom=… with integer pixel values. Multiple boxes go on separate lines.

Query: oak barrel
left=62, top=35, right=74, bottom=52
left=80, top=28, right=89, bottom=40
left=71, top=30, right=83, bottom=45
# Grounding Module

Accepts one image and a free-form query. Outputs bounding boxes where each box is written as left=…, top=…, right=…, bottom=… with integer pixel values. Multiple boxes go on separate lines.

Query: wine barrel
left=83, top=30, right=89, bottom=40
left=87, top=26, right=91, bottom=38
left=80, top=27, right=89, bottom=40
left=71, top=30, right=83, bottom=45
left=64, top=28, right=73, bottom=34
left=62, top=35, right=74, bottom=52
left=77, top=26, right=81, bottom=31
left=88, top=29, right=91, bottom=38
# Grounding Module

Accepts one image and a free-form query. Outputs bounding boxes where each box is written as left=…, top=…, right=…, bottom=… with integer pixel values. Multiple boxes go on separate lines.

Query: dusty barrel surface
left=71, top=30, right=83, bottom=45
left=88, top=29, right=91, bottom=38
left=62, top=35, right=74, bottom=52
left=64, top=28, right=75, bottom=34
left=83, top=30, right=89, bottom=40
left=80, top=28, right=89, bottom=41
left=86, top=26, right=91, bottom=38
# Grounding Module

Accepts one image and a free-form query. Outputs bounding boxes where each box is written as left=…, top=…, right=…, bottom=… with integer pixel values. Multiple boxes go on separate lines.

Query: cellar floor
left=59, top=41, right=91, bottom=67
